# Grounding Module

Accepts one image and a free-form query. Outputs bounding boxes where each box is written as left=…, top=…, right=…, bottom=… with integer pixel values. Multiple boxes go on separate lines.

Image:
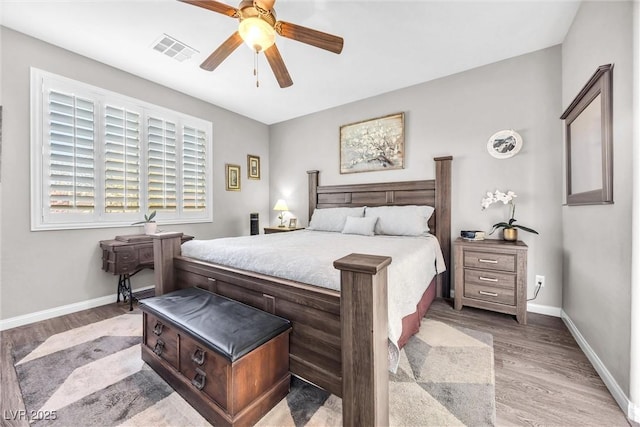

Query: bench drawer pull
left=478, top=258, right=498, bottom=264
left=153, top=322, right=164, bottom=336
left=479, top=291, right=499, bottom=297
left=479, top=276, right=498, bottom=283
left=191, top=348, right=205, bottom=366
left=192, top=368, right=206, bottom=390
left=153, top=339, right=165, bottom=356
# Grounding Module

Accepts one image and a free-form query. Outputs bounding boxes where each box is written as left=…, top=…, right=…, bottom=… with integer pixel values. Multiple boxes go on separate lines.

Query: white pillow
left=341, top=216, right=378, bottom=236
left=364, top=205, right=434, bottom=236
left=307, top=207, right=365, bottom=232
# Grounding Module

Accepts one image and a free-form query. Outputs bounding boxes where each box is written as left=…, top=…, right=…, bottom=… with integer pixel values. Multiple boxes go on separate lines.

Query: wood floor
left=427, top=299, right=631, bottom=426
left=0, top=298, right=632, bottom=426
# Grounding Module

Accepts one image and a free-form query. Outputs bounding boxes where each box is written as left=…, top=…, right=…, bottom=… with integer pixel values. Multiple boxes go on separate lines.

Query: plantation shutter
left=147, top=117, right=177, bottom=211
left=47, top=90, right=95, bottom=215
left=182, top=125, right=207, bottom=211
left=104, top=105, right=141, bottom=213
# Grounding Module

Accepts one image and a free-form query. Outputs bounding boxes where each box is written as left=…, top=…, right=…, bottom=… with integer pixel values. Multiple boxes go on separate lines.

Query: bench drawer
left=144, top=313, right=179, bottom=370
left=180, top=337, right=230, bottom=409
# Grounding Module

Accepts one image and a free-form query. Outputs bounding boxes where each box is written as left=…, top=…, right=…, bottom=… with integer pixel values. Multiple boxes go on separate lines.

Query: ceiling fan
left=180, top=0, right=344, bottom=88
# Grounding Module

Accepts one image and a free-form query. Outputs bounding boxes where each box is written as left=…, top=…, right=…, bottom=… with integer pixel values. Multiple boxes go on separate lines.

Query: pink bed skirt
left=397, top=277, right=437, bottom=349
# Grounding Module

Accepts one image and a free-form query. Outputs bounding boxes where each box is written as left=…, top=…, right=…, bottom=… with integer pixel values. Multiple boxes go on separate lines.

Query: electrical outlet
left=535, top=275, right=545, bottom=288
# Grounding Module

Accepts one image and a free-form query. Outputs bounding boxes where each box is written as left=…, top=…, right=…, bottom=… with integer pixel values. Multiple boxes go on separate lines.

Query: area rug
left=12, top=312, right=495, bottom=426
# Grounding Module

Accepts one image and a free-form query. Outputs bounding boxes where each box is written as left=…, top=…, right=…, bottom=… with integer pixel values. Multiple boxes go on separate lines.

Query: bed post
left=434, top=156, right=452, bottom=298
left=307, top=170, right=319, bottom=223
left=151, top=232, right=183, bottom=296
left=334, top=253, right=391, bottom=427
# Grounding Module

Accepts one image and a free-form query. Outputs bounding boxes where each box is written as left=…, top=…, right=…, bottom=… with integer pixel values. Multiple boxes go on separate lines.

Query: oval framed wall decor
left=487, top=129, right=523, bottom=159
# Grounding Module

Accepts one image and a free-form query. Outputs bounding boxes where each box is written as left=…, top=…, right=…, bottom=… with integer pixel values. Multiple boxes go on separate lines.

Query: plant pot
left=503, top=228, right=518, bottom=241
left=144, top=222, right=158, bottom=235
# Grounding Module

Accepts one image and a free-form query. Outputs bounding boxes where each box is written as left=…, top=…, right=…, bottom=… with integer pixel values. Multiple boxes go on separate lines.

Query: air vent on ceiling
left=152, top=34, right=198, bottom=62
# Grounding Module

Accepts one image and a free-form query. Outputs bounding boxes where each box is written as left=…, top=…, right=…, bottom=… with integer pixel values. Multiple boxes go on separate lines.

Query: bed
left=151, top=156, right=452, bottom=425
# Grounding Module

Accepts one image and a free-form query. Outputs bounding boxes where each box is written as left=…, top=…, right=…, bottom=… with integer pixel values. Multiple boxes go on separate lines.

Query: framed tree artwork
left=340, top=112, right=405, bottom=174
left=225, top=164, right=241, bottom=191
left=561, top=64, right=613, bottom=206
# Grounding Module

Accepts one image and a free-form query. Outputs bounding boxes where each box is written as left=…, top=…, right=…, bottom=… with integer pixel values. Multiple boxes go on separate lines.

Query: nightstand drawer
left=464, top=282, right=515, bottom=305
left=464, top=250, right=516, bottom=272
left=464, top=269, right=516, bottom=289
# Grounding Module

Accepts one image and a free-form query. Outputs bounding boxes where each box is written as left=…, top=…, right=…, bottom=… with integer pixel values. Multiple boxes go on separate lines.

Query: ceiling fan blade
left=276, top=21, right=343, bottom=54
left=179, top=0, right=238, bottom=17
left=264, top=44, right=293, bottom=88
left=200, top=31, right=244, bottom=71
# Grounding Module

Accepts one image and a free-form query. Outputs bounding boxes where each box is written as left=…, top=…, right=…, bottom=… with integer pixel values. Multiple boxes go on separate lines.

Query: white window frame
left=31, top=68, right=213, bottom=231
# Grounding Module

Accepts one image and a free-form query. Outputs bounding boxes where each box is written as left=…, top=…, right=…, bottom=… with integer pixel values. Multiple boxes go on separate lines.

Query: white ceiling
left=0, top=0, right=580, bottom=124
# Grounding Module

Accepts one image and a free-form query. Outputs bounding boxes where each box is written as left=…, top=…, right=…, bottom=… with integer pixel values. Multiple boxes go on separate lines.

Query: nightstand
left=263, top=226, right=305, bottom=234
left=454, top=238, right=528, bottom=324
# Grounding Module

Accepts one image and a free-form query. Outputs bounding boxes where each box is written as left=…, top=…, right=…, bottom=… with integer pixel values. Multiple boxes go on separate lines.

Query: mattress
left=181, top=229, right=446, bottom=371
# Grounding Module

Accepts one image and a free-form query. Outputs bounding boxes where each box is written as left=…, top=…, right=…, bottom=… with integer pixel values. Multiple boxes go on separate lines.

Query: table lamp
left=273, top=199, right=289, bottom=227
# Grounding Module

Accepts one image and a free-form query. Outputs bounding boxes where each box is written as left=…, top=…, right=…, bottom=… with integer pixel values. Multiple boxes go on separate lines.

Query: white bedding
left=181, top=229, right=446, bottom=371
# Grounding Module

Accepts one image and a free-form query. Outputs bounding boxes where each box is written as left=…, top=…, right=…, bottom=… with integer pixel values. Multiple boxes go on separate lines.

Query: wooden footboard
left=153, top=233, right=391, bottom=426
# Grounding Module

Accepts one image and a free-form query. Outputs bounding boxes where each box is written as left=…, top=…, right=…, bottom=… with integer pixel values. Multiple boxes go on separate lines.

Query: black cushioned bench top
left=140, top=287, right=291, bottom=362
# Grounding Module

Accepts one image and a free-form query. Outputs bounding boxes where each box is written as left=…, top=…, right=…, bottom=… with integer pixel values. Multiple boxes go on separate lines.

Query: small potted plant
left=132, top=210, right=157, bottom=235
left=481, top=190, right=538, bottom=241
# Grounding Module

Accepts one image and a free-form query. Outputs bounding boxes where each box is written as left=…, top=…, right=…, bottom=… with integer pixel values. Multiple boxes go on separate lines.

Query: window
left=31, top=68, right=213, bottom=230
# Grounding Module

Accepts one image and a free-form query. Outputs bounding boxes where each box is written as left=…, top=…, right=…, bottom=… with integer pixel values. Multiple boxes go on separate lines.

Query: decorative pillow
left=307, top=207, right=365, bottom=232
left=364, top=205, right=434, bottom=236
left=341, top=216, right=378, bottom=236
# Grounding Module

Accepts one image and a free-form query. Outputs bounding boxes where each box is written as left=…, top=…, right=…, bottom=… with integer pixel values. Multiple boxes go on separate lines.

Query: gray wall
left=561, top=1, right=634, bottom=395
left=0, top=28, right=270, bottom=320
left=270, top=46, right=564, bottom=309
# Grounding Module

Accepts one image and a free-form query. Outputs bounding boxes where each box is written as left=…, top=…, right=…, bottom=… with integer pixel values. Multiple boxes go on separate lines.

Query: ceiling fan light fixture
left=238, top=16, right=276, bottom=52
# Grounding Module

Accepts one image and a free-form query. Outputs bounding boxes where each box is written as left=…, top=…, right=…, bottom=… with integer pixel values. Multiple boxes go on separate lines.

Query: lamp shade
left=273, top=199, right=289, bottom=211
left=238, top=17, right=276, bottom=52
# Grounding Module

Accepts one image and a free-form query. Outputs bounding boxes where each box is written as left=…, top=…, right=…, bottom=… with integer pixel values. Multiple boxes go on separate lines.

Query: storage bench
left=139, top=287, right=292, bottom=427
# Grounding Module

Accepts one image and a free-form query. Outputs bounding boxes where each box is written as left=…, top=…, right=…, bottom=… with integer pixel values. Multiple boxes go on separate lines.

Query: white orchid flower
left=481, top=189, right=518, bottom=209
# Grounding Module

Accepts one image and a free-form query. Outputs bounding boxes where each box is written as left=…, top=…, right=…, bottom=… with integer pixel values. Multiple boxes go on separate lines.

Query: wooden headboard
left=306, top=156, right=452, bottom=298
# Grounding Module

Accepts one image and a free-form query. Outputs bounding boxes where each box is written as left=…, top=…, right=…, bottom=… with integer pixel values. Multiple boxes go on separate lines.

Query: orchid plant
left=132, top=210, right=156, bottom=225
left=481, top=190, right=538, bottom=236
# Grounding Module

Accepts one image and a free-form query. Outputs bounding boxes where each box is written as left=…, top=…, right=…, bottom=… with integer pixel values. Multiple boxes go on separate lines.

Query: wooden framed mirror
left=560, top=64, right=613, bottom=206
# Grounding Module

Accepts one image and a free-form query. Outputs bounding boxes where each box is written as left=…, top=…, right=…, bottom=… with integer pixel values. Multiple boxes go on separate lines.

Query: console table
left=100, top=233, right=193, bottom=310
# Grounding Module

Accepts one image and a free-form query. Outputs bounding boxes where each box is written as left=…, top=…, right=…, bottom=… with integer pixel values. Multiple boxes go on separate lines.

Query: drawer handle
left=191, top=348, right=205, bottom=366
left=192, top=368, right=206, bottom=390
left=479, top=291, right=498, bottom=297
left=479, top=276, right=498, bottom=283
left=478, top=258, right=498, bottom=264
left=153, top=322, right=164, bottom=336
left=207, top=278, right=217, bottom=283
left=153, top=339, right=165, bottom=356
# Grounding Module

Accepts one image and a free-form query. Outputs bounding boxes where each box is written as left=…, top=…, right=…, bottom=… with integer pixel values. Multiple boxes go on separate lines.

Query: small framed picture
left=487, top=129, right=523, bottom=159
left=247, top=154, right=260, bottom=180
left=288, top=218, right=297, bottom=228
left=225, top=164, right=241, bottom=191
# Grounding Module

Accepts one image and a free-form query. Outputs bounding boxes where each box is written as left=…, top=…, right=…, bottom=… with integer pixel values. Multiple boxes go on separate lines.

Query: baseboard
left=561, top=310, right=638, bottom=422
left=630, top=401, right=639, bottom=422
left=527, top=303, right=561, bottom=317
left=0, top=285, right=154, bottom=331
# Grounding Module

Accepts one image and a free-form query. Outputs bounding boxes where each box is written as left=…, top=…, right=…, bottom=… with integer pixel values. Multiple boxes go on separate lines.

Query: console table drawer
left=464, top=250, right=515, bottom=272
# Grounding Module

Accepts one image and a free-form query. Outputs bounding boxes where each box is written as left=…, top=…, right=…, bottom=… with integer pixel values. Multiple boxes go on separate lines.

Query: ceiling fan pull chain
left=254, top=51, right=260, bottom=88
